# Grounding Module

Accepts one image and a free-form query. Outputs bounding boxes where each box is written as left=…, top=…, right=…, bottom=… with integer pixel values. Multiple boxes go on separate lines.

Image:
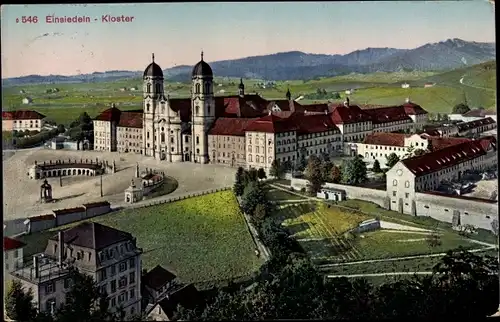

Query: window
left=118, top=292, right=127, bottom=303
left=130, top=288, right=135, bottom=299
left=119, top=276, right=127, bottom=289
left=46, top=299, right=56, bottom=314
left=46, top=283, right=55, bottom=294
left=392, top=179, right=398, bottom=186
left=111, top=264, right=116, bottom=276
left=4, top=252, right=8, bottom=260
left=129, top=272, right=135, bottom=284
left=156, top=83, right=161, bottom=93
left=405, top=181, right=410, bottom=188
left=129, top=257, right=135, bottom=268
left=64, top=278, right=71, bottom=289
left=14, top=250, right=19, bottom=258
left=195, top=83, right=200, bottom=94
left=392, top=191, right=396, bottom=197
left=405, top=193, right=409, bottom=199
left=110, top=280, right=117, bottom=293
left=185, top=136, right=189, bottom=143
left=119, top=262, right=127, bottom=272
left=196, top=136, right=199, bottom=145
left=101, top=284, right=107, bottom=295
left=205, top=82, right=210, bottom=93
left=99, top=269, right=107, bottom=281
left=111, top=297, right=116, bottom=308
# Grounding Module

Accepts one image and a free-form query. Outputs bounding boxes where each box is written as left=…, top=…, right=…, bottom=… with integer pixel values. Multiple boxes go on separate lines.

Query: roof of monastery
left=463, top=108, right=497, bottom=117
left=2, top=110, right=46, bottom=120
left=363, top=132, right=472, bottom=151
left=401, top=136, right=496, bottom=176
left=208, top=117, right=258, bottom=136
left=363, top=106, right=412, bottom=124
left=117, top=111, right=143, bottom=128
left=142, top=265, right=177, bottom=291
left=456, top=117, right=496, bottom=132
left=330, top=103, right=372, bottom=124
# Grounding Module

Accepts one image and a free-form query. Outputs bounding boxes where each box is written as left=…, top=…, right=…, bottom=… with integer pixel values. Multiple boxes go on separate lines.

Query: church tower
left=238, top=78, right=245, bottom=97
left=191, top=51, right=215, bottom=164
left=142, top=53, right=165, bottom=159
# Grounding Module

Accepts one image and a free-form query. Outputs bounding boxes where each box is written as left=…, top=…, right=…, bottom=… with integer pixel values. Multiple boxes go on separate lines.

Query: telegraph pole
left=100, top=172, right=103, bottom=197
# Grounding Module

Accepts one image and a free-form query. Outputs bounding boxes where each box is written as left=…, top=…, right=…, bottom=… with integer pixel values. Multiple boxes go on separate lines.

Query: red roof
left=28, top=214, right=55, bottom=222
left=2, top=110, right=46, bottom=120
left=95, top=106, right=122, bottom=122
left=402, top=139, right=494, bottom=176
left=53, top=207, right=86, bottom=216
left=208, top=117, right=257, bottom=136
left=363, top=132, right=407, bottom=146
left=402, top=102, right=428, bottom=115
left=330, top=104, right=372, bottom=124
left=4, top=237, right=26, bottom=251
left=302, top=103, right=329, bottom=114
left=428, top=136, right=472, bottom=151
left=117, top=112, right=142, bottom=128
left=363, top=106, right=412, bottom=124
left=83, top=201, right=111, bottom=209
left=216, top=95, right=269, bottom=118
left=244, top=114, right=298, bottom=133
left=168, top=98, right=192, bottom=122
left=457, top=117, right=495, bottom=132
left=463, top=108, right=488, bottom=117
left=293, top=114, right=339, bottom=135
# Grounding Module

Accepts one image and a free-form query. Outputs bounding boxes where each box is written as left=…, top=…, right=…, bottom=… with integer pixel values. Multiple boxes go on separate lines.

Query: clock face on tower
left=396, top=169, right=403, bottom=176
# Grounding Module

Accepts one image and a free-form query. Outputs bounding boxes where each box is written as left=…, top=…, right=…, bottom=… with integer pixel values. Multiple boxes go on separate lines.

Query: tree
left=341, top=156, right=367, bottom=185
left=78, top=112, right=92, bottom=125
left=304, top=155, right=323, bottom=194
left=270, top=160, right=284, bottom=179
left=385, top=153, right=400, bottom=168
left=253, top=203, right=267, bottom=223
left=257, top=168, right=267, bottom=180
left=5, top=279, right=37, bottom=321
left=413, top=149, right=426, bottom=156
left=372, top=160, right=382, bottom=173
left=296, top=148, right=307, bottom=172
left=320, top=160, right=334, bottom=182
left=330, top=165, right=342, bottom=183
left=282, top=160, right=293, bottom=172
left=233, top=167, right=245, bottom=196
left=241, top=181, right=268, bottom=217
left=56, top=267, right=123, bottom=322
left=491, top=219, right=498, bottom=236
left=404, top=145, right=415, bottom=159
left=452, top=103, right=470, bottom=115
left=57, top=124, right=66, bottom=134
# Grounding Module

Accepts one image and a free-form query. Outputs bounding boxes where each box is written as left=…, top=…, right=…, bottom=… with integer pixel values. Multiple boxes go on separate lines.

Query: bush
left=300, top=187, right=306, bottom=193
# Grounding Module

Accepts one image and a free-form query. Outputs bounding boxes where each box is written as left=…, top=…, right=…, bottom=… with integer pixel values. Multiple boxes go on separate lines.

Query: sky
left=1, top=1, right=496, bottom=78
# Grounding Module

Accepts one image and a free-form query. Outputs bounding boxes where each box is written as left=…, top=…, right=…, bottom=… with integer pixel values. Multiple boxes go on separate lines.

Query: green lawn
left=17, top=191, right=264, bottom=284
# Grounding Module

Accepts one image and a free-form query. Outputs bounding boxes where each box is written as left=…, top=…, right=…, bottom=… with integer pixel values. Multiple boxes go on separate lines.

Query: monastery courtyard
left=3, top=148, right=235, bottom=222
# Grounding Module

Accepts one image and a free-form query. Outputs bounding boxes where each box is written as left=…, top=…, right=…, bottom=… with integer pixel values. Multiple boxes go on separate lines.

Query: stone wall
left=290, top=177, right=498, bottom=231
left=291, top=178, right=387, bottom=207
left=415, top=192, right=497, bottom=231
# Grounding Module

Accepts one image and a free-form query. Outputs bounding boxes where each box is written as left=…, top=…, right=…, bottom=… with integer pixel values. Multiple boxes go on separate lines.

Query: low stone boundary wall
left=23, top=201, right=111, bottom=234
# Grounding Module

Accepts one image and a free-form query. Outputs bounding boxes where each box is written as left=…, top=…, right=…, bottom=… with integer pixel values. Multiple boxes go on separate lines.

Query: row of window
left=4, top=249, right=21, bottom=260
left=98, top=257, right=136, bottom=281
left=101, top=272, right=136, bottom=295
left=13, top=120, right=40, bottom=123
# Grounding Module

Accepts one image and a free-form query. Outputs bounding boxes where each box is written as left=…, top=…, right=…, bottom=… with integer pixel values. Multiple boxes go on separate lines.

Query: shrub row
left=14, top=128, right=60, bottom=148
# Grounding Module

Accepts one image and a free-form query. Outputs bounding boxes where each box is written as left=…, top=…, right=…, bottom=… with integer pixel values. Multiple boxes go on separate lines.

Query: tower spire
left=152, top=53, right=155, bottom=63
left=201, top=50, right=204, bottom=61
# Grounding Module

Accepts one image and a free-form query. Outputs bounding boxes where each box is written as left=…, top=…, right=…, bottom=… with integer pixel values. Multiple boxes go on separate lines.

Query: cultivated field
left=17, top=190, right=264, bottom=284
left=2, top=62, right=495, bottom=125
left=273, top=200, right=494, bottom=265
left=2, top=148, right=235, bottom=221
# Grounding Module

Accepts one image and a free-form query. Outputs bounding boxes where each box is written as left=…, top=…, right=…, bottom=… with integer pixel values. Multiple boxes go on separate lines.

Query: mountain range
left=2, top=38, right=495, bottom=86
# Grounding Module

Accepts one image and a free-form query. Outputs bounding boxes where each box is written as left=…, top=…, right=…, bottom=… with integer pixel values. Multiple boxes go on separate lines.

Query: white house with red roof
left=385, top=136, right=497, bottom=216
left=2, top=110, right=46, bottom=132
left=4, top=237, right=26, bottom=274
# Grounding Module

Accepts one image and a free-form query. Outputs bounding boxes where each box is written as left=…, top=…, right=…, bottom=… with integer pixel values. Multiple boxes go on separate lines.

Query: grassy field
left=265, top=185, right=307, bottom=202
left=17, top=191, right=264, bottom=284
left=2, top=62, right=495, bottom=124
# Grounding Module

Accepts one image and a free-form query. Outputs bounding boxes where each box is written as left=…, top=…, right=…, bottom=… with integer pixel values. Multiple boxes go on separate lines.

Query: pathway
left=326, top=272, right=433, bottom=278
left=460, top=75, right=495, bottom=92
left=318, top=245, right=496, bottom=269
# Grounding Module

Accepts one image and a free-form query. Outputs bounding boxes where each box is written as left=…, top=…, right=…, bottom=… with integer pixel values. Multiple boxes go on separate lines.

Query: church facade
left=93, top=53, right=430, bottom=171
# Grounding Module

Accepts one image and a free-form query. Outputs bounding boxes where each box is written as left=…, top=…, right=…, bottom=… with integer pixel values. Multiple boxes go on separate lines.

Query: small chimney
left=405, top=97, right=411, bottom=103
left=344, top=97, right=350, bottom=107
left=268, top=110, right=272, bottom=116
left=33, top=255, right=39, bottom=278
left=58, top=231, right=64, bottom=267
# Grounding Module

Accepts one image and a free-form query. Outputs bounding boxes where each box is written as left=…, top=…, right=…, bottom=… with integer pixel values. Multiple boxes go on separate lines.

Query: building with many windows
left=2, top=110, right=46, bottom=132
left=9, top=222, right=142, bottom=319
left=93, top=53, right=429, bottom=172
left=385, top=136, right=497, bottom=214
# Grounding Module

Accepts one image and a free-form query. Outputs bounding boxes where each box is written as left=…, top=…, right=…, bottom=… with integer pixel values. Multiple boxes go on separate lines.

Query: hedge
left=14, top=128, right=60, bottom=148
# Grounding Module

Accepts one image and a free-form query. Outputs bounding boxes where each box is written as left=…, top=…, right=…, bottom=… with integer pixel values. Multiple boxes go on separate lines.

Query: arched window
left=156, top=83, right=161, bottom=93
left=205, top=82, right=210, bottom=94
left=249, top=154, right=252, bottom=162
left=195, top=106, right=199, bottom=116
left=196, top=136, right=199, bottom=145
left=207, top=105, right=211, bottom=115
left=160, top=133, right=165, bottom=143
left=195, top=83, right=201, bottom=94
left=256, top=146, right=260, bottom=154
left=393, top=179, right=398, bottom=186
left=146, top=103, right=150, bottom=112
left=268, top=157, right=272, bottom=163
left=248, top=145, right=252, bottom=152
left=147, top=84, right=151, bottom=93
left=196, top=148, right=200, bottom=154
left=161, top=106, right=165, bottom=114
left=405, top=180, right=410, bottom=188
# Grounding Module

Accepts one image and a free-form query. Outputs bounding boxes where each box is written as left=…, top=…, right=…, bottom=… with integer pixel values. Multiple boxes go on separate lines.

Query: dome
left=192, top=51, right=213, bottom=78
left=143, top=53, right=163, bottom=78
